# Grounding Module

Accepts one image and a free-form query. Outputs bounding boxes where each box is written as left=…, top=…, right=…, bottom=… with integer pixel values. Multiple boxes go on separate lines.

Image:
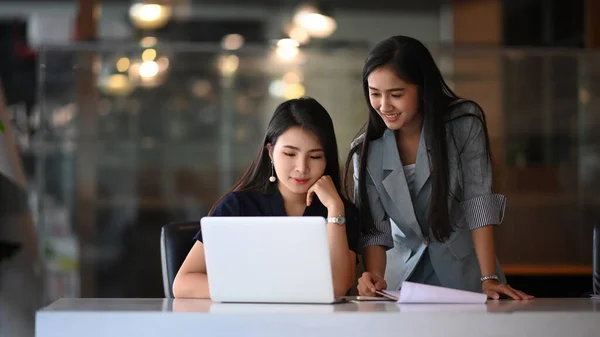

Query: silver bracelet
left=480, top=274, right=500, bottom=283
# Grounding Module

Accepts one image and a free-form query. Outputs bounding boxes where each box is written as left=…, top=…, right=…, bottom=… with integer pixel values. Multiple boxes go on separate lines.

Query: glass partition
left=31, top=43, right=600, bottom=302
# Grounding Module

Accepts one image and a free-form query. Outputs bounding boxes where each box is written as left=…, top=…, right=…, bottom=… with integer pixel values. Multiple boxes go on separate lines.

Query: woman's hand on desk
left=482, top=280, right=534, bottom=300
left=357, top=272, right=387, bottom=296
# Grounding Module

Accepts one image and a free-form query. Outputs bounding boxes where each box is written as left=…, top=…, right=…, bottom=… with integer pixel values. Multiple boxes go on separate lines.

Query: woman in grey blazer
left=346, top=36, right=533, bottom=300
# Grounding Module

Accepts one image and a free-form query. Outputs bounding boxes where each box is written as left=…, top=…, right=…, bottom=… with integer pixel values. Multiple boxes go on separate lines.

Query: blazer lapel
left=413, top=125, right=431, bottom=198
left=378, top=129, right=423, bottom=239
left=366, top=136, right=384, bottom=189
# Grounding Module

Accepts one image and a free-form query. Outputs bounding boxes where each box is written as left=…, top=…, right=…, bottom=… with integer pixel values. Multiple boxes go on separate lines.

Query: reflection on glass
left=172, top=298, right=213, bottom=312
left=221, top=34, right=245, bottom=51
left=486, top=299, right=537, bottom=313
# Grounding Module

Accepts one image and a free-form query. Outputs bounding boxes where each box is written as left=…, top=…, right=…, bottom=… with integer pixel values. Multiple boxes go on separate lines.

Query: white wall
left=0, top=2, right=130, bottom=46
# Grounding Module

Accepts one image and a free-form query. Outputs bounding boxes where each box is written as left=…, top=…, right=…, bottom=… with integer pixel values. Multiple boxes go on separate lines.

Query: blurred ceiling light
left=116, top=57, right=131, bottom=72
left=235, top=126, right=249, bottom=142
left=218, top=55, right=240, bottom=77
left=283, top=71, right=303, bottom=84
left=579, top=88, right=590, bottom=105
left=140, top=36, right=157, bottom=48
left=191, top=79, right=212, bottom=98
left=142, top=48, right=157, bottom=62
left=128, top=61, right=141, bottom=78
left=129, top=1, right=172, bottom=30
left=293, top=3, right=337, bottom=38
left=93, top=58, right=102, bottom=75
left=53, top=103, right=75, bottom=124
left=221, top=34, right=245, bottom=51
left=284, top=83, right=306, bottom=99
left=268, top=79, right=306, bottom=100
left=98, top=74, right=135, bottom=97
left=277, top=38, right=300, bottom=48
left=288, top=26, right=310, bottom=45
left=128, top=55, right=168, bottom=88
left=139, top=61, right=159, bottom=78
left=276, top=46, right=299, bottom=62
left=268, top=80, right=286, bottom=97
left=52, top=103, right=78, bottom=128
left=157, top=56, right=170, bottom=72
left=275, top=38, right=300, bottom=62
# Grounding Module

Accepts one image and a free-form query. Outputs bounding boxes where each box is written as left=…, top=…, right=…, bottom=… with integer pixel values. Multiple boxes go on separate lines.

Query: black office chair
left=160, top=221, right=201, bottom=298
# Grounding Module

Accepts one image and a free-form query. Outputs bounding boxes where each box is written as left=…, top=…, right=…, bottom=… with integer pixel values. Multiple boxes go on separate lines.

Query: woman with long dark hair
left=346, top=36, right=532, bottom=300
left=174, top=97, right=359, bottom=298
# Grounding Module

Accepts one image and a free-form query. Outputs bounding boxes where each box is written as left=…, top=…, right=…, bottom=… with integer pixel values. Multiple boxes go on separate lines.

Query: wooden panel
left=503, top=264, right=592, bottom=276
left=74, top=0, right=99, bottom=297
left=586, top=0, right=600, bottom=48
left=453, top=0, right=502, bottom=45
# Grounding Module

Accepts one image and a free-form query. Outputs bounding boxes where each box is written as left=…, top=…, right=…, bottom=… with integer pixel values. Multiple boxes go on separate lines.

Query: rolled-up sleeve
left=353, top=153, right=394, bottom=250
left=359, top=223, right=393, bottom=250
left=461, top=193, right=506, bottom=230
left=456, top=107, right=506, bottom=230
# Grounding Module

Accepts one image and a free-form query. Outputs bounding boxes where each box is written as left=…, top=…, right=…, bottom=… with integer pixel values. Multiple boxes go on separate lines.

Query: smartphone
left=375, top=290, right=399, bottom=301
left=344, top=295, right=395, bottom=302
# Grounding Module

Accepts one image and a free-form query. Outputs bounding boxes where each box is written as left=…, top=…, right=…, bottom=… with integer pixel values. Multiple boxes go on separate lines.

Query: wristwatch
left=327, top=215, right=346, bottom=226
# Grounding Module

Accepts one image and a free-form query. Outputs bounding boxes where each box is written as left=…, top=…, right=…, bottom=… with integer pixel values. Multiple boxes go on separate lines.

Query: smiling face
left=268, top=126, right=326, bottom=196
left=367, top=65, right=421, bottom=131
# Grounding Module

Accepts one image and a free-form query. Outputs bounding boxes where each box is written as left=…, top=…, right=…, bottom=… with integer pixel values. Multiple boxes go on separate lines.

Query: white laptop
left=201, top=216, right=345, bottom=304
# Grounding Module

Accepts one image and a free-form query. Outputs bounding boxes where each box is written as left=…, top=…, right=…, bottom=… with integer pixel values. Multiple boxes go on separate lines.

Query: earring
left=269, top=161, right=277, bottom=182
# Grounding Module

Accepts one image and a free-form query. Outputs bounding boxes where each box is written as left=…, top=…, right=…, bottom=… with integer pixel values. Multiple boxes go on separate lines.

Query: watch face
left=328, top=216, right=346, bottom=224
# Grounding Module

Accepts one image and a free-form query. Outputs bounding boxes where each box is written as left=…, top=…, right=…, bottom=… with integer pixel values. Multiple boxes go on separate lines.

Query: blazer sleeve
left=353, top=153, right=394, bottom=251
left=454, top=104, right=506, bottom=230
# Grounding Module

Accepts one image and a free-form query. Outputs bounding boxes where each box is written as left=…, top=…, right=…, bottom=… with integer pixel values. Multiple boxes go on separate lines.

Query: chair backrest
left=160, top=221, right=201, bottom=298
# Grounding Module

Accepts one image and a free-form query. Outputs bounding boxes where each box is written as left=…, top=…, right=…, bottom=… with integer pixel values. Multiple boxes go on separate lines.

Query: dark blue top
left=193, top=190, right=360, bottom=253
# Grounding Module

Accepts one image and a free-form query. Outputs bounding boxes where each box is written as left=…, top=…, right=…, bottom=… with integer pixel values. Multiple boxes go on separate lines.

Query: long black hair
left=211, top=97, right=345, bottom=213
left=344, top=35, right=491, bottom=242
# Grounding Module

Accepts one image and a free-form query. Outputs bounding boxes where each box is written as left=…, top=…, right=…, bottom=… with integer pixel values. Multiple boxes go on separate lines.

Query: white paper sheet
left=397, top=304, right=487, bottom=312
left=382, top=281, right=487, bottom=304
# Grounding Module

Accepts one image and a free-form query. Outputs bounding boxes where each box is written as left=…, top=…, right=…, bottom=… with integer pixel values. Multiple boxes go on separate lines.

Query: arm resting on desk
left=356, top=245, right=387, bottom=296
left=471, top=225, right=532, bottom=299
left=173, top=241, right=210, bottom=298
left=471, top=225, right=497, bottom=278
left=326, top=219, right=356, bottom=297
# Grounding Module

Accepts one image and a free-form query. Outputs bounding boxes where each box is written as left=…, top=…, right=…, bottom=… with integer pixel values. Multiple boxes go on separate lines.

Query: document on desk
left=381, top=281, right=488, bottom=304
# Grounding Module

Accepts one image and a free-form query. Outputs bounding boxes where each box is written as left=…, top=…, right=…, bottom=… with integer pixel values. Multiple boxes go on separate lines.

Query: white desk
left=36, top=298, right=600, bottom=337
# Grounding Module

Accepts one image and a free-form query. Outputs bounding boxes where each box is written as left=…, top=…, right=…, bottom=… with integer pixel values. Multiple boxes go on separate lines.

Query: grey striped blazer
left=352, top=100, right=507, bottom=292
